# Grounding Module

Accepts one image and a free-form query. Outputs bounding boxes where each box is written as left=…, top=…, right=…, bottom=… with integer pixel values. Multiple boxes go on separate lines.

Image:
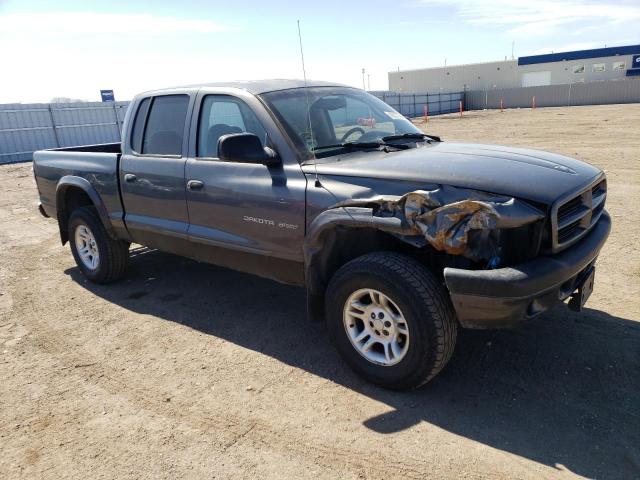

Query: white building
left=389, top=44, right=640, bottom=93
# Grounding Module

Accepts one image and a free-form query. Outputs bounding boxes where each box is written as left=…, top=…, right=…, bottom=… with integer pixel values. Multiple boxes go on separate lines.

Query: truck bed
left=33, top=143, right=123, bottom=222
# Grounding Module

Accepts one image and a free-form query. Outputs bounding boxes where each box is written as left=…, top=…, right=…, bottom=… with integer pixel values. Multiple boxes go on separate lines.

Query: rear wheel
left=68, top=206, right=129, bottom=283
left=326, top=252, right=457, bottom=389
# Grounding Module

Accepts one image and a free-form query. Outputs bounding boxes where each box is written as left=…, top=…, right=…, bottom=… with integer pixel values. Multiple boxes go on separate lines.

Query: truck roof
left=142, top=79, right=350, bottom=96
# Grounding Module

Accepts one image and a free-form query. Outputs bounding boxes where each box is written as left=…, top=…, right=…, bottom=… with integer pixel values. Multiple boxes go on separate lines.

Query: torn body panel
left=304, top=207, right=413, bottom=295
left=332, top=186, right=545, bottom=262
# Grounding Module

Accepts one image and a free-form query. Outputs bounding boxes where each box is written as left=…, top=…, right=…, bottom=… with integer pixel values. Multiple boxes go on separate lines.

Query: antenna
left=297, top=19, right=320, bottom=186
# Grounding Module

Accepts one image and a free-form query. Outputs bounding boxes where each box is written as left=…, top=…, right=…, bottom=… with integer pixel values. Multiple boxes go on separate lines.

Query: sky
left=0, top=0, right=639, bottom=103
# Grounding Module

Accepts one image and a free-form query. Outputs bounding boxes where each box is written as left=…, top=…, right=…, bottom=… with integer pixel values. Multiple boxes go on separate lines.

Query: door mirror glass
left=218, top=133, right=279, bottom=165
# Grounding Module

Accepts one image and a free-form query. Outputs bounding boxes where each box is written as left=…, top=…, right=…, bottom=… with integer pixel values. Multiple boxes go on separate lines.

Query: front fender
left=303, top=206, right=418, bottom=295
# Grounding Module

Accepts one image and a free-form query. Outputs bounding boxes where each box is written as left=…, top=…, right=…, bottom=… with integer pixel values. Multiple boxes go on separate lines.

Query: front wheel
left=325, top=252, right=457, bottom=390
left=68, top=206, right=129, bottom=284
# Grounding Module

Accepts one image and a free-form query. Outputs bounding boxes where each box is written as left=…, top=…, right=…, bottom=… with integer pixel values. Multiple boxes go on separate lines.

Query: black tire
left=325, top=252, right=457, bottom=390
left=68, top=206, right=129, bottom=284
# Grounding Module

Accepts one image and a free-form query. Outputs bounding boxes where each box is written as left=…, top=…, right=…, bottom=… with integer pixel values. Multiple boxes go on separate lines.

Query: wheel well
left=309, top=227, right=432, bottom=295
left=58, top=187, right=93, bottom=244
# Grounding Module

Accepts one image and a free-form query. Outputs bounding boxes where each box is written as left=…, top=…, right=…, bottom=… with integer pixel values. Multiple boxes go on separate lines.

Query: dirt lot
left=1, top=104, right=639, bottom=480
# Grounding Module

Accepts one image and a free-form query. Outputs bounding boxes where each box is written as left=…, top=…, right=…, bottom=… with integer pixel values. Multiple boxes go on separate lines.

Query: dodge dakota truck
left=33, top=80, right=610, bottom=389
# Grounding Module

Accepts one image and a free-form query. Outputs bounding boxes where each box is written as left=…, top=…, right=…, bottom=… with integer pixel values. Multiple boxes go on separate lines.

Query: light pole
left=362, top=68, right=366, bottom=90
left=367, top=74, right=370, bottom=91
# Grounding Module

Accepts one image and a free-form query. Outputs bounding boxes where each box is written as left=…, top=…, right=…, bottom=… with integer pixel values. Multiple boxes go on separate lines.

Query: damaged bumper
left=444, top=210, right=611, bottom=328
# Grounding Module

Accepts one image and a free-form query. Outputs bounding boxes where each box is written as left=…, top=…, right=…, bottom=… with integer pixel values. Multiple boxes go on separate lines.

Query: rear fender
left=56, top=176, right=117, bottom=244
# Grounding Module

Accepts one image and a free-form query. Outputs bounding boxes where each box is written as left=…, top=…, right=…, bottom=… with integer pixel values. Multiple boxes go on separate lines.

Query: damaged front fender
left=332, top=185, right=545, bottom=262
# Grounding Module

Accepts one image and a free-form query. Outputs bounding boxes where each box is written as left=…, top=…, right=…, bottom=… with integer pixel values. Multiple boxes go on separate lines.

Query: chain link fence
left=370, top=91, right=464, bottom=118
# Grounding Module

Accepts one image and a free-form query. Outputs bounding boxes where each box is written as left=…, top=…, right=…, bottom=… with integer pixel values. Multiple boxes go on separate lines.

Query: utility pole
left=511, top=41, right=515, bottom=59
left=361, top=68, right=366, bottom=90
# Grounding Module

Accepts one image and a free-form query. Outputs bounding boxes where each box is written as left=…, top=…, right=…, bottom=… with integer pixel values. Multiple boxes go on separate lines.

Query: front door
left=120, top=94, right=192, bottom=254
left=184, top=93, right=306, bottom=284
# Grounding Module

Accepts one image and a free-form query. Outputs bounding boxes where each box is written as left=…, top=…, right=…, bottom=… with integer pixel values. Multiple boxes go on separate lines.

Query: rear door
left=120, top=93, right=193, bottom=253
left=184, top=92, right=306, bottom=284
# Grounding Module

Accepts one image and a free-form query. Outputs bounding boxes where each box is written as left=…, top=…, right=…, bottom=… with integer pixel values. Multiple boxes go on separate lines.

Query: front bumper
left=444, top=210, right=611, bottom=328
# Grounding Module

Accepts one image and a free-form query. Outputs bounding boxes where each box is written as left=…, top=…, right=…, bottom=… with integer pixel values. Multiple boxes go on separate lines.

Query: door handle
left=187, top=180, right=204, bottom=190
left=124, top=173, right=137, bottom=183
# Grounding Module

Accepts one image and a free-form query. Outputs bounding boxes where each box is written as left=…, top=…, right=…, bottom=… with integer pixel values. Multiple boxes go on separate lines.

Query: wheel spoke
left=369, top=290, right=381, bottom=306
left=350, top=301, right=367, bottom=312
left=361, top=336, right=376, bottom=352
left=391, top=338, right=403, bottom=359
left=383, top=342, right=393, bottom=363
left=347, top=308, right=368, bottom=320
left=396, top=322, right=408, bottom=334
left=353, top=329, right=369, bottom=343
left=379, top=295, right=391, bottom=310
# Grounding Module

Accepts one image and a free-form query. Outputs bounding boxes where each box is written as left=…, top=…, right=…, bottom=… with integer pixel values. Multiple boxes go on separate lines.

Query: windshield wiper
left=382, top=133, right=441, bottom=142
left=312, top=141, right=383, bottom=152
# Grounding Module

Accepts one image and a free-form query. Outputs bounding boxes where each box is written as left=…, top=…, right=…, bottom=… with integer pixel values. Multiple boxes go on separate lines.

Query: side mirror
left=217, top=133, right=279, bottom=166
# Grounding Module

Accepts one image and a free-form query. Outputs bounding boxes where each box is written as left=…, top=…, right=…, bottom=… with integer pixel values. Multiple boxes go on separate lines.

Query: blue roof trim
left=518, top=45, right=640, bottom=66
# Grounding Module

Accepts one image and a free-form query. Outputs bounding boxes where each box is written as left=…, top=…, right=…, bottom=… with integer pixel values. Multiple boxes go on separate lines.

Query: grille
left=553, top=178, right=606, bottom=251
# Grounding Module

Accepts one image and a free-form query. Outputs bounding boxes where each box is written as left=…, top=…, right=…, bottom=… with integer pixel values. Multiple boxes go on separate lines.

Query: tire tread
left=326, top=252, right=457, bottom=389
left=68, top=206, right=129, bottom=283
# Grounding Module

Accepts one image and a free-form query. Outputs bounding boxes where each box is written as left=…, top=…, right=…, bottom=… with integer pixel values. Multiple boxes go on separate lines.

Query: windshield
left=260, top=87, right=425, bottom=161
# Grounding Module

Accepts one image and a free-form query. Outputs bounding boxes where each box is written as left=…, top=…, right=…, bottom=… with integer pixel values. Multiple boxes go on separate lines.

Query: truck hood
left=303, top=142, right=602, bottom=205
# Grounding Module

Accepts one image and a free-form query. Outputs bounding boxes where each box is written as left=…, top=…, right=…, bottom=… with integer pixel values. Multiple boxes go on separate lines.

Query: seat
left=146, top=130, right=183, bottom=155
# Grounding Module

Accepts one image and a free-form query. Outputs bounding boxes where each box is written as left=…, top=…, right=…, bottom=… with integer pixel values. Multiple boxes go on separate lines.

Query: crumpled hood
left=304, top=142, right=602, bottom=205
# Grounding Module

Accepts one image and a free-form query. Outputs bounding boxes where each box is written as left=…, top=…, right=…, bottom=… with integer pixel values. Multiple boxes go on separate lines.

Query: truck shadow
left=65, top=249, right=640, bottom=480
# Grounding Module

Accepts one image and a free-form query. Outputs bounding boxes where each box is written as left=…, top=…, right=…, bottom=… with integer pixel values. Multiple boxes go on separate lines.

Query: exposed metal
left=334, top=186, right=545, bottom=261
left=343, top=288, right=409, bottom=366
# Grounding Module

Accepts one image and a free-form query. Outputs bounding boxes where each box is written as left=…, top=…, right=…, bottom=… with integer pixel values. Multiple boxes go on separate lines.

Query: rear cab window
left=131, top=94, right=190, bottom=156
left=130, top=97, right=150, bottom=153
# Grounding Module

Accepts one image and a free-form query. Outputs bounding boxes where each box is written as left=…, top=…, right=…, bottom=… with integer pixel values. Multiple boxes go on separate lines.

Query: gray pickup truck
left=33, top=80, right=610, bottom=389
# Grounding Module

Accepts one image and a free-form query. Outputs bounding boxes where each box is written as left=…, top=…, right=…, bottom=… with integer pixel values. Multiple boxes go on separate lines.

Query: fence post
left=113, top=103, right=121, bottom=134
left=47, top=104, right=60, bottom=148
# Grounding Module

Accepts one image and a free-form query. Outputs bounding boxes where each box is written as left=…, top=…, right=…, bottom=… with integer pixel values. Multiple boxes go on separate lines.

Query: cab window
left=141, top=95, right=189, bottom=156
left=197, top=95, right=267, bottom=158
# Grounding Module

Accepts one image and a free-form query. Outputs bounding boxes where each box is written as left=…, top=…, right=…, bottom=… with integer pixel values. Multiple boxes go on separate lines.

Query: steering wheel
left=340, top=127, right=365, bottom=143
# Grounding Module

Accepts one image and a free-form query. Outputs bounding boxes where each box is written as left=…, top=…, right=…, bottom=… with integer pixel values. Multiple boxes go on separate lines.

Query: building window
left=573, top=64, right=585, bottom=74
left=612, top=61, right=625, bottom=71
left=592, top=63, right=605, bottom=72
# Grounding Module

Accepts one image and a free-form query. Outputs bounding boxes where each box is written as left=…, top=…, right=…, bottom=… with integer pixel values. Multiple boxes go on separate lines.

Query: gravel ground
left=1, top=104, right=639, bottom=480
